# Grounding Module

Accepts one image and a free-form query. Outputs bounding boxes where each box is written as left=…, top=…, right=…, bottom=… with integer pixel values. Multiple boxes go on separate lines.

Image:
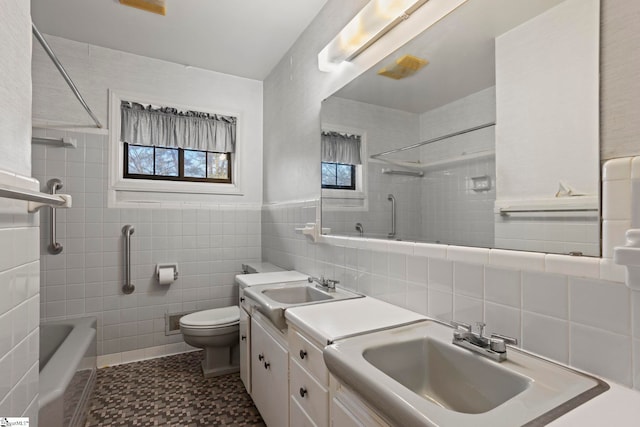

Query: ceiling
left=332, top=0, right=565, bottom=114
left=30, top=0, right=328, bottom=80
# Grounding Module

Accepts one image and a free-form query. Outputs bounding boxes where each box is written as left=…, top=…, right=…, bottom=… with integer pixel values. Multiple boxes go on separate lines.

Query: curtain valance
left=120, top=101, right=236, bottom=153
left=321, top=131, right=362, bottom=165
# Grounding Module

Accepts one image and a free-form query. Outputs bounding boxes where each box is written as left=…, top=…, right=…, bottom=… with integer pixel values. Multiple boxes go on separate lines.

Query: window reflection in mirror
left=320, top=0, right=600, bottom=256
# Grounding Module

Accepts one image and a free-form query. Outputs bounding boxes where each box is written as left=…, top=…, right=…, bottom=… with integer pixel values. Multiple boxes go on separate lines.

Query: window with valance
left=120, top=101, right=237, bottom=183
left=321, top=131, right=362, bottom=190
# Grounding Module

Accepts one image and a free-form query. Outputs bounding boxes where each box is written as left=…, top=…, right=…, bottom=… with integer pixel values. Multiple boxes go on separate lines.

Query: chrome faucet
left=308, top=275, right=340, bottom=292
left=451, top=320, right=518, bottom=362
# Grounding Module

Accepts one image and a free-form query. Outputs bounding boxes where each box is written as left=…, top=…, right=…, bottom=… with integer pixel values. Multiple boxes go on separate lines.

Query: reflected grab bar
left=122, top=225, right=135, bottom=294
left=387, top=194, right=396, bottom=239
left=47, top=179, right=64, bottom=254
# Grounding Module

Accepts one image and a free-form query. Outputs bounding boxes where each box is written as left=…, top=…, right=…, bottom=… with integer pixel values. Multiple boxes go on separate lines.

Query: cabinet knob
left=258, top=353, right=264, bottom=361
left=264, top=361, right=270, bottom=369
left=241, top=335, right=246, bottom=341
left=299, top=350, right=307, bottom=359
left=240, top=297, right=245, bottom=302
left=299, top=387, right=308, bottom=398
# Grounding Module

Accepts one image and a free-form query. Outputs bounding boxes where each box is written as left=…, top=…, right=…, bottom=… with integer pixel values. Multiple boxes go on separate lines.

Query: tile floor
left=86, top=351, right=265, bottom=426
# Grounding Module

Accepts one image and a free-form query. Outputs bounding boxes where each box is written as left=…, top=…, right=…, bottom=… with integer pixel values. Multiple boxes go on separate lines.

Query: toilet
left=180, top=305, right=240, bottom=378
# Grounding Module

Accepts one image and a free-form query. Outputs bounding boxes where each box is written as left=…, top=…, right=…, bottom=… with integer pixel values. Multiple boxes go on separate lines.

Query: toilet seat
left=180, top=306, right=240, bottom=329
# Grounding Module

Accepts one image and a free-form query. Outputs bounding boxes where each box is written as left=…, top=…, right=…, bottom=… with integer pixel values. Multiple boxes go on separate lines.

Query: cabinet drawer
left=290, top=328, right=328, bottom=385
left=290, top=396, right=318, bottom=427
left=291, top=358, right=328, bottom=427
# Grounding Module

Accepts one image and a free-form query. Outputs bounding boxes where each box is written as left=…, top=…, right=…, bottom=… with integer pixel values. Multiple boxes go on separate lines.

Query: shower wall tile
left=34, top=129, right=261, bottom=357
left=0, top=173, right=40, bottom=419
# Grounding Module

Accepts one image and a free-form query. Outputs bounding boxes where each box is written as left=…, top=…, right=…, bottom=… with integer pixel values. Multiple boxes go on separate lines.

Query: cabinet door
left=290, top=359, right=328, bottom=427
left=239, top=308, right=251, bottom=394
left=251, top=317, right=289, bottom=427
left=291, top=395, right=318, bottom=427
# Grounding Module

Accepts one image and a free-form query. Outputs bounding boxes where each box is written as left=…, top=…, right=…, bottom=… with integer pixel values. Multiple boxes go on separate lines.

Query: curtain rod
left=370, top=122, right=495, bottom=160
left=32, top=23, right=103, bottom=129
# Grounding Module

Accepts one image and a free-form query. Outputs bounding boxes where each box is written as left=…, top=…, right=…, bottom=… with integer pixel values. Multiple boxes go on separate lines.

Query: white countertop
left=235, top=270, right=309, bottom=288
left=284, top=294, right=640, bottom=425
left=548, top=381, right=640, bottom=426
left=285, top=296, right=427, bottom=345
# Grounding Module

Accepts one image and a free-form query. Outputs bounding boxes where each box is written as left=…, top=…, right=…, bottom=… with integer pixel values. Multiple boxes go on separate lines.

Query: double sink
left=243, top=279, right=609, bottom=426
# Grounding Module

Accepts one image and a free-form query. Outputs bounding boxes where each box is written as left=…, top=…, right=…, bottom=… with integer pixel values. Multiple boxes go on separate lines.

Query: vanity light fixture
left=318, top=0, right=430, bottom=72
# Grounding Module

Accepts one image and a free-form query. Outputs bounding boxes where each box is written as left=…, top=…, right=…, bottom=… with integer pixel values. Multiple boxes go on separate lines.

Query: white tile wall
left=33, top=129, right=261, bottom=357
left=262, top=184, right=640, bottom=390
left=0, top=173, right=40, bottom=422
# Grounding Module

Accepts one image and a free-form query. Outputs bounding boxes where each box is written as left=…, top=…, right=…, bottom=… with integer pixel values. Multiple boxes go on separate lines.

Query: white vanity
left=235, top=273, right=640, bottom=426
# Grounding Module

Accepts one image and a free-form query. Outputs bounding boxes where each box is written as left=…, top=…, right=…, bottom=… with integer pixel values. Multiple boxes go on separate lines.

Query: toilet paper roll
left=158, top=267, right=174, bottom=285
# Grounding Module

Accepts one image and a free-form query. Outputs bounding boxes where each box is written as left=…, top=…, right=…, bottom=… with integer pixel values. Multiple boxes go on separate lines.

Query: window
left=321, top=130, right=362, bottom=192
left=124, top=143, right=231, bottom=183
left=119, top=100, right=236, bottom=185
left=321, top=162, right=355, bottom=190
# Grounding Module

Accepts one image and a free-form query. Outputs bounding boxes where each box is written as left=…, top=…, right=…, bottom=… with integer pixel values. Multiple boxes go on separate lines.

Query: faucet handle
left=451, top=320, right=472, bottom=332
left=490, top=333, right=518, bottom=346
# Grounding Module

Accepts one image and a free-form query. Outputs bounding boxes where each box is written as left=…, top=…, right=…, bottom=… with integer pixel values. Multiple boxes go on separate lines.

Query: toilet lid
left=180, top=306, right=240, bottom=328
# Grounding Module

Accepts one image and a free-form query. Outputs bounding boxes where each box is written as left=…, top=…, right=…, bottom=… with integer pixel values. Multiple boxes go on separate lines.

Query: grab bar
left=387, top=194, right=396, bottom=239
left=47, top=179, right=64, bottom=254
left=122, top=225, right=135, bottom=294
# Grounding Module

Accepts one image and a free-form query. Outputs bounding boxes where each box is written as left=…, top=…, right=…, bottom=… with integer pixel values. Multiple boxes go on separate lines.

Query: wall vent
left=165, top=311, right=193, bottom=335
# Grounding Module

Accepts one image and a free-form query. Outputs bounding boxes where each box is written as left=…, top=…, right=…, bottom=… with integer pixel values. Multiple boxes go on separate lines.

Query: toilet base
left=201, top=343, right=240, bottom=378
left=201, top=361, right=240, bottom=378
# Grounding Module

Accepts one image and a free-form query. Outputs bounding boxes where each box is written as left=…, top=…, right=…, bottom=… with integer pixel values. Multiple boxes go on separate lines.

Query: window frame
left=123, top=143, right=232, bottom=184
left=108, top=90, right=244, bottom=206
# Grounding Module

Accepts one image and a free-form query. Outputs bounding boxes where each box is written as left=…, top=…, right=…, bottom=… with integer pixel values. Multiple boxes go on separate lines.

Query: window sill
left=322, top=188, right=365, bottom=200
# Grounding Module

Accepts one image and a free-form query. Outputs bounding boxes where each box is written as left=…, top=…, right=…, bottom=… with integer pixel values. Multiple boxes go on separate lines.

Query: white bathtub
left=39, top=317, right=97, bottom=427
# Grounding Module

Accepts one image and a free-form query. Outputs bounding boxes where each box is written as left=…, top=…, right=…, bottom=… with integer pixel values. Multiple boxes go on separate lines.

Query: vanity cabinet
left=288, top=326, right=330, bottom=427
left=239, top=306, right=251, bottom=393
left=330, top=375, right=389, bottom=427
left=251, top=313, right=289, bottom=427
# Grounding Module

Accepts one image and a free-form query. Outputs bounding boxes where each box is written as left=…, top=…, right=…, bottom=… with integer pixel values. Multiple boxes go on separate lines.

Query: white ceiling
left=332, top=0, right=565, bottom=114
left=30, top=0, right=328, bottom=80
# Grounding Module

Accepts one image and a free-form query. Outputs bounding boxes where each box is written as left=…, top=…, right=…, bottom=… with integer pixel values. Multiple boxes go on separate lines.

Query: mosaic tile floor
left=86, top=351, right=265, bottom=427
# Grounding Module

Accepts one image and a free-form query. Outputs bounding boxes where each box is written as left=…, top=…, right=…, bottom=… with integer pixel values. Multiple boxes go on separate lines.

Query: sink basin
left=324, top=320, right=608, bottom=427
left=363, top=337, right=529, bottom=414
left=262, top=286, right=333, bottom=304
left=243, top=281, right=362, bottom=329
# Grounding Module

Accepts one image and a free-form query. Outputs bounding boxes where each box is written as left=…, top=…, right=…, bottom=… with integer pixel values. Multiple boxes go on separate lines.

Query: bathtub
left=39, top=317, right=97, bottom=427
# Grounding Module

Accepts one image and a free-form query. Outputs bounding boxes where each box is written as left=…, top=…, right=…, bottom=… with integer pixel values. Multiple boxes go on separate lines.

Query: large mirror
left=320, top=0, right=600, bottom=256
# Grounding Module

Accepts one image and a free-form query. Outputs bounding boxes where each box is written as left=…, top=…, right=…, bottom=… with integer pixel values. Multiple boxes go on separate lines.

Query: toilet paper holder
left=156, top=263, right=179, bottom=283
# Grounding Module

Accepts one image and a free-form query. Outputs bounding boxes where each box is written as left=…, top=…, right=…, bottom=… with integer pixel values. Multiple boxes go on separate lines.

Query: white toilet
left=179, top=305, right=240, bottom=378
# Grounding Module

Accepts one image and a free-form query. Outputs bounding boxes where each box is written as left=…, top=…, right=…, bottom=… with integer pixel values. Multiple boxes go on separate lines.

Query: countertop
left=285, top=296, right=427, bottom=345
left=235, top=270, right=309, bottom=288
left=548, top=381, right=640, bottom=426
left=284, top=294, right=640, bottom=426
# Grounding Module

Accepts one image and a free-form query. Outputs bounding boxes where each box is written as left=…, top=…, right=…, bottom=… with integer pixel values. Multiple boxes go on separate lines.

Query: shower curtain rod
left=370, top=122, right=495, bottom=160
left=32, top=23, right=103, bottom=129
